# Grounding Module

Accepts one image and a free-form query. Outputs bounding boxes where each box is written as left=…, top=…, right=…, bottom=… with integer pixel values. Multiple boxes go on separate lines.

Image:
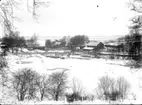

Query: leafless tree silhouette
left=116, top=76, right=130, bottom=101
left=12, top=68, right=40, bottom=101
left=71, top=78, right=84, bottom=101
left=66, top=78, right=85, bottom=102
left=126, top=0, right=142, bottom=66
left=47, top=70, right=68, bottom=101
left=96, top=75, right=130, bottom=102
left=0, top=0, right=19, bottom=36
left=128, top=0, right=142, bottom=13
left=37, top=74, right=50, bottom=101
left=26, top=0, right=50, bottom=20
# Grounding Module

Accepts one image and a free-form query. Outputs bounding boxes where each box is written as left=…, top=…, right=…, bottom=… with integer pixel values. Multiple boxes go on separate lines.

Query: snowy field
left=4, top=53, right=142, bottom=104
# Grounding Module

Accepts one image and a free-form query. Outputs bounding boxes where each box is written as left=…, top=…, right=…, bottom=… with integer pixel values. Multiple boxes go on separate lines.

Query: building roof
left=87, top=41, right=101, bottom=46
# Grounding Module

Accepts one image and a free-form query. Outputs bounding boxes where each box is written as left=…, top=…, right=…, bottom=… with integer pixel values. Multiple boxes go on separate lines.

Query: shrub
left=71, top=78, right=84, bottom=101
left=65, top=92, right=82, bottom=103
left=65, top=78, right=85, bottom=102
left=97, top=75, right=130, bottom=102
left=66, top=93, right=74, bottom=103
left=116, top=76, right=130, bottom=100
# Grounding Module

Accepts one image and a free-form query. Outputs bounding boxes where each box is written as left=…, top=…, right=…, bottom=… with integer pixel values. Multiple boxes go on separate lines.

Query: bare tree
left=0, top=1, right=17, bottom=100
left=0, top=0, right=18, bottom=36
left=97, top=75, right=116, bottom=101
left=26, top=0, right=50, bottom=20
left=47, top=70, right=68, bottom=101
left=126, top=0, right=142, bottom=66
left=0, top=0, right=50, bottom=37
left=26, top=34, right=39, bottom=48
left=96, top=75, right=130, bottom=102
left=116, top=76, right=130, bottom=101
left=128, top=0, right=142, bottom=13
left=37, top=74, right=50, bottom=101
left=71, top=78, right=84, bottom=100
left=0, top=0, right=50, bottom=40
left=59, top=36, right=70, bottom=47
left=66, top=78, right=86, bottom=102
left=12, top=68, right=40, bottom=101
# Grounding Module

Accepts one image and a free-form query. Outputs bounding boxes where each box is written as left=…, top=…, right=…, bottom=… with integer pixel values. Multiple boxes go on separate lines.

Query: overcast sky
left=1, top=0, right=137, bottom=45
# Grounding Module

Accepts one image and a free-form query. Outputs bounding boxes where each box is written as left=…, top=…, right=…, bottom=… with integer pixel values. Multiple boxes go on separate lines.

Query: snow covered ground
left=4, top=53, right=142, bottom=104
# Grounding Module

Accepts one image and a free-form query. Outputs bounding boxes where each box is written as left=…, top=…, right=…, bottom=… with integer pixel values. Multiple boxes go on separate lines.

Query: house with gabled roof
left=83, top=41, right=104, bottom=52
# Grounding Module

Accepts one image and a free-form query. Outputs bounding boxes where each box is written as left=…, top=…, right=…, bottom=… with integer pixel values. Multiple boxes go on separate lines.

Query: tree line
left=0, top=58, right=131, bottom=102
left=45, top=35, right=89, bottom=50
left=0, top=32, right=39, bottom=55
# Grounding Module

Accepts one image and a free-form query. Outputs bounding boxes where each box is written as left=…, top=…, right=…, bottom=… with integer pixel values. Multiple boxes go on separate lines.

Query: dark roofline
left=87, top=41, right=103, bottom=46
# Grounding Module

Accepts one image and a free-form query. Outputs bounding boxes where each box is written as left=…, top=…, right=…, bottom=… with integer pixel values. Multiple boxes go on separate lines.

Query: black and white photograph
left=0, top=0, right=142, bottom=104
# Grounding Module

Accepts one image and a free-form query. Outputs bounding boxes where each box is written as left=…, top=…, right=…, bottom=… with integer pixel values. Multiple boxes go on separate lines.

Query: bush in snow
left=116, top=76, right=130, bottom=100
left=66, top=78, right=87, bottom=102
left=65, top=93, right=74, bottom=103
left=96, top=75, right=130, bottom=102
left=70, top=78, right=84, bottom=101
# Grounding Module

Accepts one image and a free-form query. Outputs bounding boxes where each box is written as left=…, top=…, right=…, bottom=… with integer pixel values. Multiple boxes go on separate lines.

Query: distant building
left=104, top=42, right=124, bottom=53
left=83, top=41, right=104, bottom=52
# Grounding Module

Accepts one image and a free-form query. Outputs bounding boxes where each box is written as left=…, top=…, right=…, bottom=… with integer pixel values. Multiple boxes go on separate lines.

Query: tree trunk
left=20, top=93, right=25, bottom=101
left=12, top=47, right=14, bottom=53
left=55, top=93, right=59, bottom=101
left=40, top=90, right=44, bottom=101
